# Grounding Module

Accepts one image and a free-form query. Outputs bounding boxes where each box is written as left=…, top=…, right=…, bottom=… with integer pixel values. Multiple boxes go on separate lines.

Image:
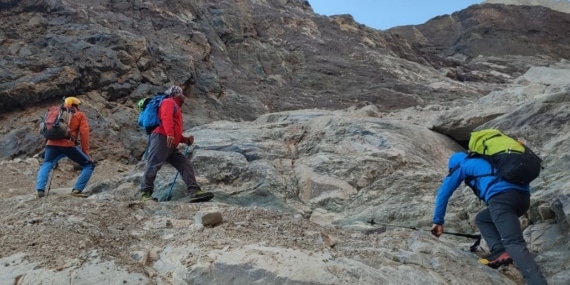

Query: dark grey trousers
left=475, top=190, right=547, bottom=285
left=140, top=133, right=201, bottom=194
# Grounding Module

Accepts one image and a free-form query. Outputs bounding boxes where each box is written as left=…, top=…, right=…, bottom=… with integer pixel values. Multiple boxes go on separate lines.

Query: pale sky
left=308, top=0, right=483, bottom=30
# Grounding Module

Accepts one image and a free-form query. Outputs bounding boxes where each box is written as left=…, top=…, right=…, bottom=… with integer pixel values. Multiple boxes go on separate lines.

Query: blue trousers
left=475, top=190, right=547, bottom=285
left=36, top=145, right=95, bottom=192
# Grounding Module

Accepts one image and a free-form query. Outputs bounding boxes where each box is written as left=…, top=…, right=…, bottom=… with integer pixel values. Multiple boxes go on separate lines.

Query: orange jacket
left=46, top=107, right=90, bottom=156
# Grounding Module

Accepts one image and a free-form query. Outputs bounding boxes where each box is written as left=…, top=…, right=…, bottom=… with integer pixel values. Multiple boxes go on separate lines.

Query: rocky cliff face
left=1, top=0, right=570, bottom=284
left=0, top=0, right=472, bottom=116
left=387, top=3, right=570, bottom=83
left=484, top=0, right=570, bottom=13
left=3, top=0, right=570, bottom=162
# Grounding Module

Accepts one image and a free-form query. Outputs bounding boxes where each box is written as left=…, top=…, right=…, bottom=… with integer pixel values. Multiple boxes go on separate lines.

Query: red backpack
left=39, top=105, right=75, bottom=140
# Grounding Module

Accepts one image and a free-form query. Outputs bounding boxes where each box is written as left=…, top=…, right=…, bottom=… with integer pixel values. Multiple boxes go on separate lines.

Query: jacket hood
left=448, top=152, right=468, bottom=170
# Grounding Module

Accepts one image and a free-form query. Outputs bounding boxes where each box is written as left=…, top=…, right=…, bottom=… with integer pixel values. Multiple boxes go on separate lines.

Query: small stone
left=194, top=211, right=223, bottom=227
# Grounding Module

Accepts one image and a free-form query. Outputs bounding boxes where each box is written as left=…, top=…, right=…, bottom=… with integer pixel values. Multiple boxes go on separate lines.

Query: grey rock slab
left=0, top=253, right=147, bottom=285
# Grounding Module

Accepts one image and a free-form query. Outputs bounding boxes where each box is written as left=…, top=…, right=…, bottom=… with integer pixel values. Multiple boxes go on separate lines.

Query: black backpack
left=456, top=129, right=543, bottom=198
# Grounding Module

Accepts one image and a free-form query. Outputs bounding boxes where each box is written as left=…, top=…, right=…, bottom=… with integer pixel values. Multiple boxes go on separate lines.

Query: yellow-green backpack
left=467, top=129, right=542, bottom=185
left=468, top=129, right=525, bottom=155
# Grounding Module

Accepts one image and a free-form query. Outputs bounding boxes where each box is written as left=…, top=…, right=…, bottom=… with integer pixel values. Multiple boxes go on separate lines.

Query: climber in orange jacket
left=35, top=96, right=95, bottom=198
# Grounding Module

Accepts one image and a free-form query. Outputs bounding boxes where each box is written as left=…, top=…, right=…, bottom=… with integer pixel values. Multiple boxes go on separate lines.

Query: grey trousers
left=140, top=133, right=201, bottom=194
left=475, top=190, right=547, bottom=285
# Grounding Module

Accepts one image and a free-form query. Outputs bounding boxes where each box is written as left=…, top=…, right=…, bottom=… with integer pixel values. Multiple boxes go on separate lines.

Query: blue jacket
left=432, top=152, right=530, bottom=225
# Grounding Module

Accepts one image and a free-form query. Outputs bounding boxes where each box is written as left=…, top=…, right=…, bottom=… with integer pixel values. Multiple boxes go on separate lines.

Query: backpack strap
left=61, top=106, right=78, bottom=142
left=464, top=174, right=496, bottom=199
left=156, top=97, right=179, bottom=126
left=467, top=152, right=497, bottom=175
left=454, top=153, right=499, bottom=200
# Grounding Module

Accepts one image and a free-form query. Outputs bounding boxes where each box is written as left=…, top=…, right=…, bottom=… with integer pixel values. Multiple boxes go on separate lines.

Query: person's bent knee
left=474, top=211, right=485, bottom=225
left=81, top=161, right=95, bottom=170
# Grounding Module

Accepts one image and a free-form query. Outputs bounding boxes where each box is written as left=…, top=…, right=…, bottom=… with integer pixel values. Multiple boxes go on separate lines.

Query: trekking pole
left=165, top=144, right=196, bottom=201
left=46, top=164, right=56, bottom=197
left=440, top=231, right=481, bottom=252
left=366, top=221, right=482, bottom=252
left=144, top=134, right=150, bottom=160
left=45, top=155, right=64, bottom=197
left=442, top=231, right=481, bottom=239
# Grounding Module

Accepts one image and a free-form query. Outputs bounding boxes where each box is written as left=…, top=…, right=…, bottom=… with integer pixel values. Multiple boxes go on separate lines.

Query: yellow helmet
left=64, top=97, right=81, bottom=107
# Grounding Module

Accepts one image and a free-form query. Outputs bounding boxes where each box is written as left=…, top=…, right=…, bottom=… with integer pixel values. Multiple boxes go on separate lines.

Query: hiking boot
left=483, top=250, right=512, bottom=268
left=71, top=189, right=88, bottom=198
left=189, top=190, right=214, bottom=203
left=141, top=191, right=158, bottom=202
left=36, top=190, right=45, bottom=199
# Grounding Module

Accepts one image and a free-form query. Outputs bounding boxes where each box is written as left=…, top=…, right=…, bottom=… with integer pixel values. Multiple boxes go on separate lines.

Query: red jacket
left=46, top=107, right=90, bottom=155
left=153, top=97, right=184, bottom=147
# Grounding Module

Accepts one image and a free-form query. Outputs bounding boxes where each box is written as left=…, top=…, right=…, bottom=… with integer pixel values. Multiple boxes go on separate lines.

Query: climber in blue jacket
left=431, top=152, right=546, bottom=285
